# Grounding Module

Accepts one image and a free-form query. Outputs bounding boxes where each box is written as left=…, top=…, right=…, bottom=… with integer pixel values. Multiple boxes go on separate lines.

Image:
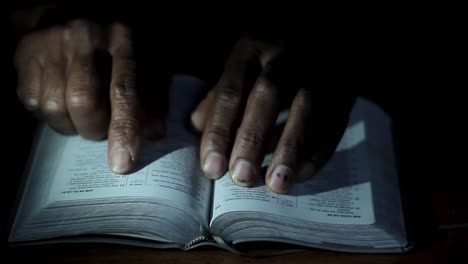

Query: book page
left=211, top=98, right=389, bottom=225
left=46, top=75, right=212, bottom=225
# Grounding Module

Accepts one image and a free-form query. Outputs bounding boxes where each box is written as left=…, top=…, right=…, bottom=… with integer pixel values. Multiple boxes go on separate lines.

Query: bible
left=8, top=74, right=412, bottom=254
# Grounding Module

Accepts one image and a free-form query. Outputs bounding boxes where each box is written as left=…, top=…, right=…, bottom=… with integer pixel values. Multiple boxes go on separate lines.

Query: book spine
left=184, top=235, right=212, bottom=249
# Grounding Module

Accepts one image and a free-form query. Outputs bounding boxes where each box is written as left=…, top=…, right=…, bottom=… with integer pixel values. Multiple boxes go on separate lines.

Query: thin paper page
left=211, top=98, right=388, bottom=225
left=47, top=75, right=212, bottom=224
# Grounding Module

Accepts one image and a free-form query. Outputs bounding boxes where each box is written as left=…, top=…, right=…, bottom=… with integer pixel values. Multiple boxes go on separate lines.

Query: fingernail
left=110, top=147, right=133, bottom=174
left=232, top=159, right=255, bottom=186
left=269, top=165, right=293, bottom=193
left=203, top=152, right=226, bottom=179
left=45, top=100, right=59, bottom=111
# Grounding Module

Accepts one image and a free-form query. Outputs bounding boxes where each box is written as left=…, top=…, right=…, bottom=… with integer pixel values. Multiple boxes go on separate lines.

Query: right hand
left=14, top=20, right=164, bottom=174
left=191, top=35, right=355, bottom=193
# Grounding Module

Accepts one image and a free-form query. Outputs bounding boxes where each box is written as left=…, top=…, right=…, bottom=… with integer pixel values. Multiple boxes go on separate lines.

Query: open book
left=8, top=75, right=412, bottom=254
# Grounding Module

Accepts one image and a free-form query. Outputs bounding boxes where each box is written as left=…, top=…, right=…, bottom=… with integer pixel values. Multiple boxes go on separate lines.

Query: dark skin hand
left=14, top=16, right=354, bottom=194
left=14, top=20, right=164, bottom=174
left=191, top=35, right=356, bottom=193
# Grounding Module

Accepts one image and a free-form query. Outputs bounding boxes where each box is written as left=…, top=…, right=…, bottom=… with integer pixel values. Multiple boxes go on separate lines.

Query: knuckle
left=111, top=83, right=136, bottom=102
left=109, top=118, right=139, bottom=141
left=18, top=93, right=40, bottom=111
left=111, top=83, right=126, bottom=100
left=206, top=125, right=230, bottom=142
left=216, top=85, right=241, bottom=108
left=237, top=129, right=265, bottom=149
left=279, top=137, right=300, bottom=158
left=73, top=60, right=94, bottom=76
left=111, top=76, right=136, bottom=100
left=41, top=99, right=68, bottom=119
left=253, top=78, right=277, bottom=99
left=110, top=118, right=138, bottom=131
left=205, top=125, right=231, bottom=149
left=24, top=99, right=40, bottom=111
left=18, top=92, right=40, bottom=111
left=67, top=92, right=98, bottom=114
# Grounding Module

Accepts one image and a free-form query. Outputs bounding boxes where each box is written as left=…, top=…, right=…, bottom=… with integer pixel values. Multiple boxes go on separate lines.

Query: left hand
left=14, top=19, right=165, bottom=175
left=191, top=34, right=356, bottom=193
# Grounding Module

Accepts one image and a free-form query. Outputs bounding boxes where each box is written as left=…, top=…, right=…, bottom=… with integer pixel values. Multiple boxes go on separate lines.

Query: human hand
left=191, top=35, right=355, bottom=193
left=14, top=20, right=164, bottom=174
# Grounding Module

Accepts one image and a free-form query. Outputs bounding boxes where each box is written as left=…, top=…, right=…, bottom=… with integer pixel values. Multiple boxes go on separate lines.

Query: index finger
left=107, top=23, right=141, bottom=174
